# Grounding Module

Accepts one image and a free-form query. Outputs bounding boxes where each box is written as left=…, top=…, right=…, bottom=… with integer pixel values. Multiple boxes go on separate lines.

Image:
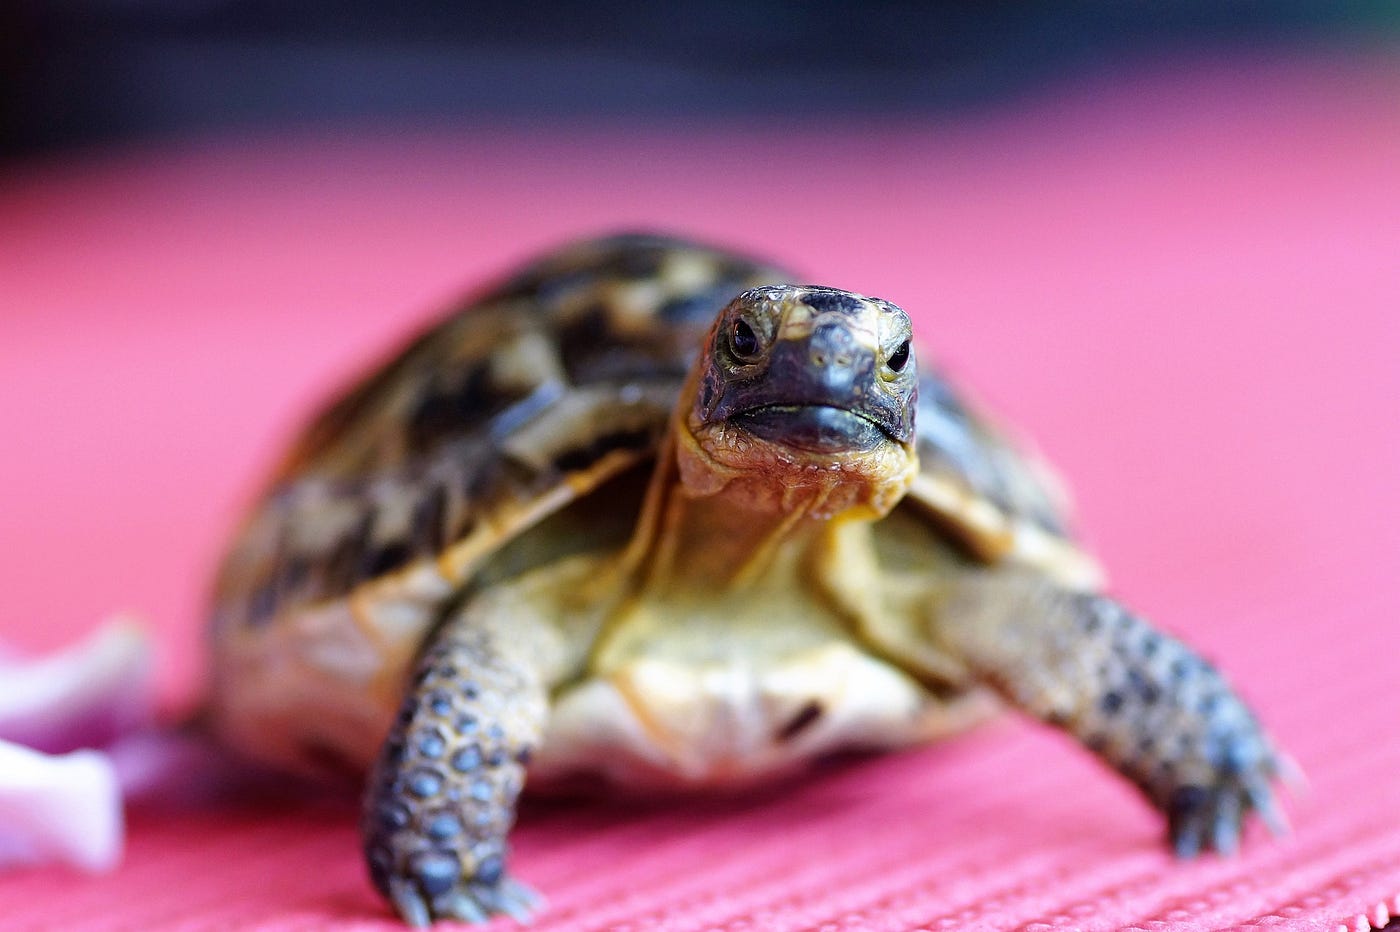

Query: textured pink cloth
left=2, top=54, right=1398, bottom=931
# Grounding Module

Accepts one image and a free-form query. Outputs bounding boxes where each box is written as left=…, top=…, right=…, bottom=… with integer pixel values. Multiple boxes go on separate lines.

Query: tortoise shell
left=208, top=232, right=1100, bottom=778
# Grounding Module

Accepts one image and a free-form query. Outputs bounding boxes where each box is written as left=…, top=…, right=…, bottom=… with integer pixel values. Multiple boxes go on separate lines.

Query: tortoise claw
left=389, top=877, right=431, bottom=928
left=1167, top=744, right=1292, bottom=858
left=442, top=890, right=489, bottom=924
left=1169, top=788, right=1205, bottom=859
left=384, top=872, right=544, bottom=927
left=484, top=877, right=545, bottom=925
left=1247, top=777, right=1291, bottom=839
left=441, top=876, right=543, bottom=926
left=503, top=877, right=546, bottom=911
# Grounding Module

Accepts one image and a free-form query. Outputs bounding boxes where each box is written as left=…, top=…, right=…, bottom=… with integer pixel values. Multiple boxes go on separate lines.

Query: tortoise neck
left=620, top=425, right=858, bottom=594
left=660, top=476, right=829, bottom=591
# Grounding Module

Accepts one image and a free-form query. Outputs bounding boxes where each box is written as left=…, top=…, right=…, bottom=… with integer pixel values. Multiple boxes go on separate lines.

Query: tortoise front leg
left=937, top=570, right=1290, bottom=857
left=362, top=604, right=555, bottom=926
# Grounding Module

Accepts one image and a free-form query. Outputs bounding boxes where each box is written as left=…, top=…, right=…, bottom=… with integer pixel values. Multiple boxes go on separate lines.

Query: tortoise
left=209, top=232, right=1288, bottom=926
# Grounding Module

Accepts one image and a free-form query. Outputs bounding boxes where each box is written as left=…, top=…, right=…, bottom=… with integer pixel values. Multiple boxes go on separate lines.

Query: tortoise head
left=676, top=285, right=920, bottom=519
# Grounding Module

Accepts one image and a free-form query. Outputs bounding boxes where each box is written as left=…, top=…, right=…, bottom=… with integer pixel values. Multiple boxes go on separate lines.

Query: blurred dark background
left=2, top=1, right=1398, bottom=163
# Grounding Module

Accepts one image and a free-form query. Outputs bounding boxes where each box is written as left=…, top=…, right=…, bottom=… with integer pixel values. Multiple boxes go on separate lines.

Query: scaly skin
left=361, top=608, right=553, bottom=926
left=937, top=570, right=1287, bottom=856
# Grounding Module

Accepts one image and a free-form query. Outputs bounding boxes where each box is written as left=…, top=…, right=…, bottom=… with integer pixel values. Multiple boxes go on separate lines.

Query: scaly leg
left=936, top=570, right=1289, bottom=856
left=361, top=598, right=561, bottom=926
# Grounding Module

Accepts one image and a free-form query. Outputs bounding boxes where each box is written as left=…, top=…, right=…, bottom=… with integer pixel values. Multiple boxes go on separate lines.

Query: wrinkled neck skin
left=622, top=375, right=919, bottom=595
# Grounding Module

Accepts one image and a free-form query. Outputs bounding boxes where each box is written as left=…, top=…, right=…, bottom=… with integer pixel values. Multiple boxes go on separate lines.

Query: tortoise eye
left=887, top=340, right=911, bottom=373
left=730, top=319, right=760, bottom=359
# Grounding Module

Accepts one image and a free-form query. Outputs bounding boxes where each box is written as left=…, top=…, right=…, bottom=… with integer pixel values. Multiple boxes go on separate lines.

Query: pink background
left=2, top=54, right=1398, bottom=930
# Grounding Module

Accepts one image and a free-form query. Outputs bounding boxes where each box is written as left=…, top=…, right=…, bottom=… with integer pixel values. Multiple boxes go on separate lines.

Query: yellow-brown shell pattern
left=210, top=231, right=1097, bottom=700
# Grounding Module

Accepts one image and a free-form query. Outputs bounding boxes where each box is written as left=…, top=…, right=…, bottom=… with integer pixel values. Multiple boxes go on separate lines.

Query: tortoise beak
left=708, top=318, right=915, bottom=451
left=731, top=404, right=891, bottom=453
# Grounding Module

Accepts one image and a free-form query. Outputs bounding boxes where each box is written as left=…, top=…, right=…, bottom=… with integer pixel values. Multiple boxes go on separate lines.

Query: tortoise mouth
left=729, top=404, right=892, bottom=454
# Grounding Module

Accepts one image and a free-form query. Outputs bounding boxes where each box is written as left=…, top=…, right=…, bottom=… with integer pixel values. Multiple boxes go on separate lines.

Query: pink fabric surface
left=2, top=54, right=1398, bottom=931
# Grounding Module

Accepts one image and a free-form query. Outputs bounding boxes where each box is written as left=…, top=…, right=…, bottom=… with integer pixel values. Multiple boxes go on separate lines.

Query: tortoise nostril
left=810, top=323, right=856, bottom=369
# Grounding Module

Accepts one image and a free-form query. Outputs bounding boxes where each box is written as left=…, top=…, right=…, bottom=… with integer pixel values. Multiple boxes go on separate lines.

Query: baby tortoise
left=209, top=233, right=1288, bottom=925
